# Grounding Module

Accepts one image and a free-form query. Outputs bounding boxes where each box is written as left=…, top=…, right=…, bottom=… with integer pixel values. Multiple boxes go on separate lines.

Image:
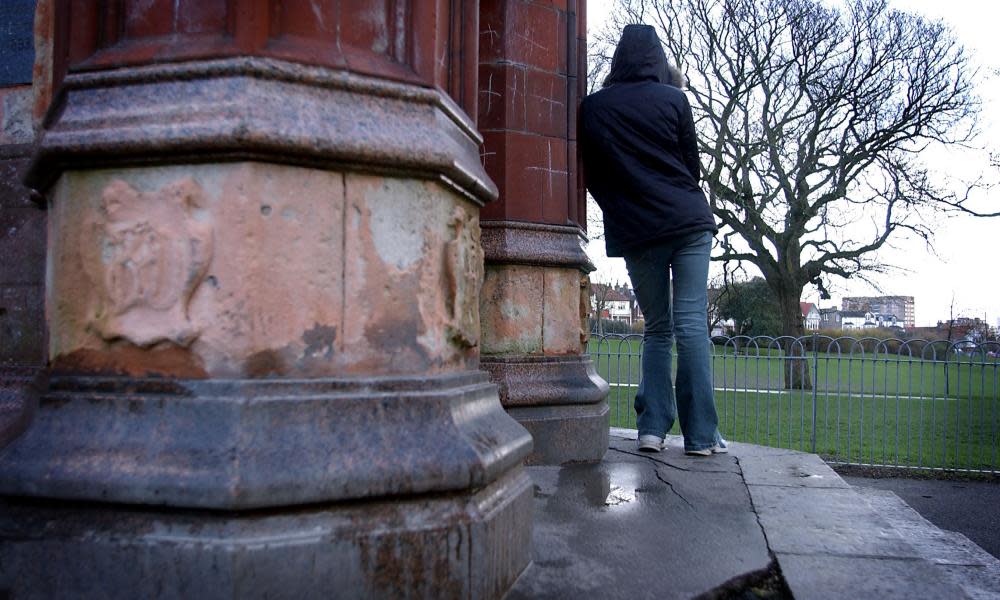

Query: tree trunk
left=777, top=286, right=812, bottom=390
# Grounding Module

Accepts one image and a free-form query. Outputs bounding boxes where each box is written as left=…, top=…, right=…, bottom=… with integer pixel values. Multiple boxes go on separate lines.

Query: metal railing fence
left=589, top=333, right=1000, bottom=473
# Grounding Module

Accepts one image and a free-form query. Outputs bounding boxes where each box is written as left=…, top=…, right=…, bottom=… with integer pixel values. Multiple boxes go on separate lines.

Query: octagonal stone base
left=483, top=356, right=610, bottom=465
left=0, top=372, right=534, bottom=598
left=505, top=402, right=610, bottom=465
left=0, top=467, right=533, bottom=599
left=0, top=372, right=531, bottom=509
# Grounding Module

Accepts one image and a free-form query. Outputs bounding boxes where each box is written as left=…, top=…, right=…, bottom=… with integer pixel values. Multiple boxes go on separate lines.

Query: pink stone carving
left=82, top=178, right=213, bottom=347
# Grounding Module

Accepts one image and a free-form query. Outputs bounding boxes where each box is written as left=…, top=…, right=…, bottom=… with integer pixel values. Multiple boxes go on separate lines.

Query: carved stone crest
left=81, top=178, right=213, bottom=347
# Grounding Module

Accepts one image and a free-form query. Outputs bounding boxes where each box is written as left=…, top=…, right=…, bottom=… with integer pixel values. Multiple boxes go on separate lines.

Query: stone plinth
left=0, top=2, right=533, bottom=597
left=477, top=1, right=608, bottom=465
left=0, top=142, right=45, bottom=448
left=479, top=221, right=609, bottom=465
left=0, top=82, right=47, bottom=452
left=1, top=465, right=533, bottom=600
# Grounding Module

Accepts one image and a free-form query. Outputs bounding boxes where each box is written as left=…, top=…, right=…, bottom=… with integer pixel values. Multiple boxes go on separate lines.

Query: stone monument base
left=0, top=467, right=533, bottom=599
left=0, top=372, right=534, bottom=598
left=505, top=403, right=610, bottom=465
left=483, top=355, right=610, bottom=465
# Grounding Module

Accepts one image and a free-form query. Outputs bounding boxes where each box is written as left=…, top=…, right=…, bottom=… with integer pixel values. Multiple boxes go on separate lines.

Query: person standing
left=580, top=24, right=726, bottom=456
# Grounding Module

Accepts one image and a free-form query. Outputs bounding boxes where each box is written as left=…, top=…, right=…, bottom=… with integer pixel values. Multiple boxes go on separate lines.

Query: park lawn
left=589, top=337, right=1000, bottom=400
left=606, top=384, right=999, bottom=471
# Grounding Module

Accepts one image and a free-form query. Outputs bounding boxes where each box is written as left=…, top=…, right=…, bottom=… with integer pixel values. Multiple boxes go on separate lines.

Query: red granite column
left=478, top=0, right=609, bottom=464
left=0, top=2, right=533, bottom=597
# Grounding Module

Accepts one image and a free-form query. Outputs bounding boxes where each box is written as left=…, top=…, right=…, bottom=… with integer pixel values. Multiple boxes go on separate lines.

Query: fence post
left=811, top=333, right=819, bottom=454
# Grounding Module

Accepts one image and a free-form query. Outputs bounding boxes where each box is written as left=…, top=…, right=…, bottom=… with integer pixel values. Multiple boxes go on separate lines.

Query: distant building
left=840, top=310, right=873, bottom=329
left=800, top=302, right=820, bottom=330
left=591, top=283, right=641, bottom=325
left=842, top=296, right=915, bottom=328
left=936, top=317, right=992, bottom=343
left=819, top=308, right=841, bottom=329
left=872, top=313, right=900, bottom=329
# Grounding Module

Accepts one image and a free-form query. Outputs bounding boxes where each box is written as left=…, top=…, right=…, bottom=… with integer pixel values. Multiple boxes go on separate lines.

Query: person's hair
left=665, top=63, right=687, bottom=89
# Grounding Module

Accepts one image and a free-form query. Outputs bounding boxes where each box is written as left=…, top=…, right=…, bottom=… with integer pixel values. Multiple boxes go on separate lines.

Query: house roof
left=605, top=290, right=631, bottom=301
left=841, top=310, right=868, bottom=318
left=591, top=283, right=633, bottom=302
left=800, top=302, right=817, bottom=317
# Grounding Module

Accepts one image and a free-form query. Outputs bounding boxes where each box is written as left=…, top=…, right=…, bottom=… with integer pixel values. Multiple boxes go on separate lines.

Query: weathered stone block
left=481, top=265, right=544, bottom=355
left=543, top=267, right=585, bottom=354
left=44, top=165, right=485, bottom=379
left=46, top=163, right=343, bottom=377
left=342, top=174, right=483, bottom=376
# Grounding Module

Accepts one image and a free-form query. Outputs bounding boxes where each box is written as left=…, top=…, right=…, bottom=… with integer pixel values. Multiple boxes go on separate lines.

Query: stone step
left=854, top=486, right=1000, bottom=600
left=722, top=439, right=972, bottom=599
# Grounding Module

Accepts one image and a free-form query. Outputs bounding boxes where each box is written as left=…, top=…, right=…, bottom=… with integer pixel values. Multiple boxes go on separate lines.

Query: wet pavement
left=507, top=441, right=770, bottom=599
left=509, top=429, right=998, bottom=599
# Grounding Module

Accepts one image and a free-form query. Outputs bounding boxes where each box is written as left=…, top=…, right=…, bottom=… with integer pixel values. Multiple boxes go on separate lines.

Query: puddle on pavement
left=604, top=485, right=636, bottom=506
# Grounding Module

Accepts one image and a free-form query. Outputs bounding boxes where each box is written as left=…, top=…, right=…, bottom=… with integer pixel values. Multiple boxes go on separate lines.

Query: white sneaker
left=685, top=444, right=728, bottom=456
left=637, top=435, right=666, bottom=452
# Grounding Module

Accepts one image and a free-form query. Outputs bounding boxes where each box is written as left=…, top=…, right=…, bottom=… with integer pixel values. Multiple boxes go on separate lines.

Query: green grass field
left=590, top=337, right=1000, bottom=471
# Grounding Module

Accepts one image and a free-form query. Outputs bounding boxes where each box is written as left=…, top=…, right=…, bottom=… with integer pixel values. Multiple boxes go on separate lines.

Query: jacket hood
left=603, top=24, right=670, bottom=87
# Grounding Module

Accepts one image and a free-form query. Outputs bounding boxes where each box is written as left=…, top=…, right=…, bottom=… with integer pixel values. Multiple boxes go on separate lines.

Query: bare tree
left=590, top=280, right=616, bottom=335
left=593, top=0, right=997, bottom=385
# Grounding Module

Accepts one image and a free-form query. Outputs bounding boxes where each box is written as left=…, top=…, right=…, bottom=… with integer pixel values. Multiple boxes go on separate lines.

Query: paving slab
left=856, top=486, right=1000, bottom=599
left=776, top=554, right=968, bottom=600
left=512, top=429, right=981, bottom=599
left=844, top=475, right=1000, bottom=560
left=730, top=439, right=974, bottom=599
left=747, top=484, right=920, bottom=557
left=508, top=435, right=771, bottom=599
left=735, top=444, right=849, bottom=489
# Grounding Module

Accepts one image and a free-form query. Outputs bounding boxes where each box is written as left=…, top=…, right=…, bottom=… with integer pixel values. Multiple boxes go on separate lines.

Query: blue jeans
left=625, top=231, right=720, bottom=452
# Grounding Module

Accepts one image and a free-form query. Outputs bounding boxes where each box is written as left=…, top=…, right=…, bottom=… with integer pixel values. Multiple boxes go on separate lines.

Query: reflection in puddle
left=605, top=485, right=636, bottom=506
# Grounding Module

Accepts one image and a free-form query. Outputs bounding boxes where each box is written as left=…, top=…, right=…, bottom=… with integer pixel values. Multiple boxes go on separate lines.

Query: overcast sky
left=584, top=0, right=1000, bottom=327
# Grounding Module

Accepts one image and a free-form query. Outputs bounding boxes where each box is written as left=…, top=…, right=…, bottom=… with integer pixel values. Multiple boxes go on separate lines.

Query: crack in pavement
left=735, top=455, right=774, bottom=558
left=609, top=447, right=710, bottom=515
left=652, top=466, right=699, bottom=513
left=609, top=446, right=733, bottom=474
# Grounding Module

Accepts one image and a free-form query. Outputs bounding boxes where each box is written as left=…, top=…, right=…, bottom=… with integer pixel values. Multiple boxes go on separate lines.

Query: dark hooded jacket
left=580, top=24, right=717, bottom=257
